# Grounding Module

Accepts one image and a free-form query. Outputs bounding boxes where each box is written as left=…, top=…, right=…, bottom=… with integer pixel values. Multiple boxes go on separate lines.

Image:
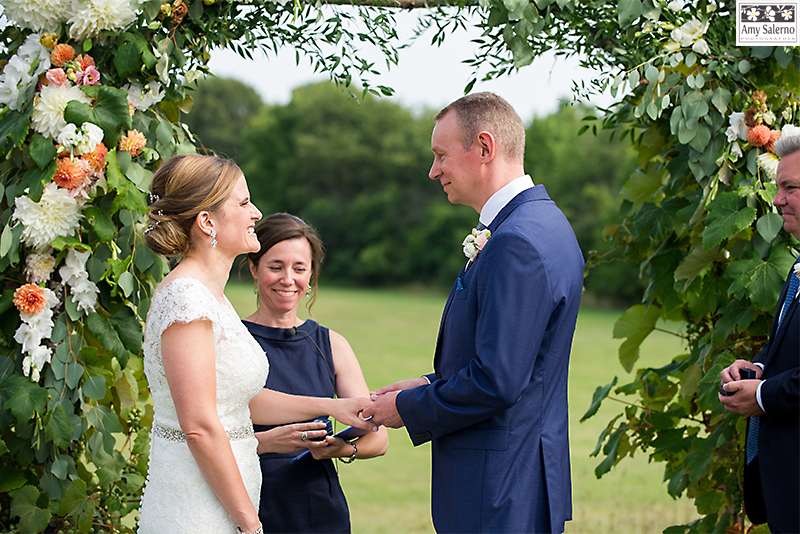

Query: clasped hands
left=255, top=378, right=426, bottom=458
left=718, top=359, right=765, bottom=418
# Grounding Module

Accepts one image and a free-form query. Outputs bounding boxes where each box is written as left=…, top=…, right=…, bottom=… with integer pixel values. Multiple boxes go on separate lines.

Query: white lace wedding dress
left=138, top=277, right=269, bottom=533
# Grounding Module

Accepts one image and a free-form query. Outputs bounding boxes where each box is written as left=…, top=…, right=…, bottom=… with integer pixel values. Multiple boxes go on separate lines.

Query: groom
left=363, top=92, right=584, bottom=533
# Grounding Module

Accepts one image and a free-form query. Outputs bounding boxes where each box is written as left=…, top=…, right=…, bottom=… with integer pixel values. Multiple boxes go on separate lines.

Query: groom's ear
left=476, top=131, right=496, bottom=161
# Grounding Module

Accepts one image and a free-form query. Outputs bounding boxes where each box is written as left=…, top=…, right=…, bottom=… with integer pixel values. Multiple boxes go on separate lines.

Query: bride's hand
left=255, top=421, right=328, bottom=454
left=329, top=397, right=377, bottom=431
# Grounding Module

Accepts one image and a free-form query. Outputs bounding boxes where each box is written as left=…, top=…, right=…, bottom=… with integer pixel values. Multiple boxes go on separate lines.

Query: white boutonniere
left=462, top=228, right=491, bottom=269
left=794, top=262, right=800, bottom=279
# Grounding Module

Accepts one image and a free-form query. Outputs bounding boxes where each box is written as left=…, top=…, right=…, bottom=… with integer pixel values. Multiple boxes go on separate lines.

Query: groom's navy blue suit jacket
left=745, top=263, right=799, bottom=533
left=396, top=185, right=584, bottom=534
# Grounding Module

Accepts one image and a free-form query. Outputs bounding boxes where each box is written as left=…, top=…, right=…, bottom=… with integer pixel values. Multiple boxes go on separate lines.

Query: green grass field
left=227, top=284, right=698, bottom=533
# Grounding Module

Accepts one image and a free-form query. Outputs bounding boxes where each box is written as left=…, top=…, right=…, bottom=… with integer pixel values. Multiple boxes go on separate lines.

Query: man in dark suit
left=363, top=93, right=584, bottom=533
left=719, top=133, right=800, bottom=534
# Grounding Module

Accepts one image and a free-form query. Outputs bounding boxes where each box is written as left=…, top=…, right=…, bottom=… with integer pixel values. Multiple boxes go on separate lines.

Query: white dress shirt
left=478, top=175, right=534, bottom=228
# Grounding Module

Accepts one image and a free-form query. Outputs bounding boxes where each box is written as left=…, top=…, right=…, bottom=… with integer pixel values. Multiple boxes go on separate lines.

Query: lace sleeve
left=149, top=278, right=217, bottom=339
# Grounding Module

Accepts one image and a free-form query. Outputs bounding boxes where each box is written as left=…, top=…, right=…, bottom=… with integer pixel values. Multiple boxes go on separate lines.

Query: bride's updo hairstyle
left=145, top=154, right=242, bottom=257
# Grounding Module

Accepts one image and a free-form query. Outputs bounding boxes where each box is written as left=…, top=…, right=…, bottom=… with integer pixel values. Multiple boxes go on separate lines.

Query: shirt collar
left=479, top=175, right=534, bottom=228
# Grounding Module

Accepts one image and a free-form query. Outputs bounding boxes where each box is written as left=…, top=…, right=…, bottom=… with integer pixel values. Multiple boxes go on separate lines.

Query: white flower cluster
left=14, top=287, right=60, bottom=382
left=58, top=122, right=104, bottom=155
left=0, top=0, right=136, bottom=41
left=0, top=33, right=51, bottom=111
left=124, top=81, right=165, bottom=112
left=666, top=18, right=710, bottom=55
left=59, top=247, right=99, bottom=313
left=13, top=182, right=83, bottom=251
left=462, top=228, right=491, bottom=268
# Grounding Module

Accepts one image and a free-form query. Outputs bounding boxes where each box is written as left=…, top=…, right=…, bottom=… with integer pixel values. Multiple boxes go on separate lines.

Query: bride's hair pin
left=144, top=210, right=164, bottom=235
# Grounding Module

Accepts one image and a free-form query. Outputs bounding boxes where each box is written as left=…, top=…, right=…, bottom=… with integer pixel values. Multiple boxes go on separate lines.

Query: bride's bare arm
left=162, top=320, right=261, bottom=533
left=249, top=389, right=376, bottom=431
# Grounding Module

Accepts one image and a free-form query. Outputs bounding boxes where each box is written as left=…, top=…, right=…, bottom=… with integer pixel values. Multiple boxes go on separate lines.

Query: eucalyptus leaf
left=755, top=212, right=784, bottom=243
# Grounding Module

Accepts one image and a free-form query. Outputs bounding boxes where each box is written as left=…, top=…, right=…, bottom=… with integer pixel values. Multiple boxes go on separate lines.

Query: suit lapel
left=761, top=271, right=797, bottom=368
left=432, top=185, right=552, bottom=374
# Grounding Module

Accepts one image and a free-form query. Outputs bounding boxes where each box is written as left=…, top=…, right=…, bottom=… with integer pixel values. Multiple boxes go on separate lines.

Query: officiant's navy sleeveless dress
left=243, top=319, right=350, bottom=534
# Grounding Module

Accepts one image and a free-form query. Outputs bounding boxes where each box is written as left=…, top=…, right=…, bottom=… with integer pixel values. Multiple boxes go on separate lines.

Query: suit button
left=416, top=432, right=432, bottom=441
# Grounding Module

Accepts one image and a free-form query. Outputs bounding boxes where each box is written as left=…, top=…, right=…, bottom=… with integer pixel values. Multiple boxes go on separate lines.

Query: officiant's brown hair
left=145, top=154, right=241, bottom=257
left=247, top=213, right=324, bottom=311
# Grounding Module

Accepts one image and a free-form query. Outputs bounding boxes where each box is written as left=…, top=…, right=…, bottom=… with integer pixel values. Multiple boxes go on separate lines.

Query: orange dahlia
left=119, top=130, right=147, bottom=156
left=765, top=130, right=782, bottom=154
left=746, top=125, right=771, bottom=147
left=51, top=43, right=76, bottom=68
left=54, top=157, right=89, bottom=190
left=13, top=284, right=47, bottom=315
left=82, top=143, right=108, bottom=174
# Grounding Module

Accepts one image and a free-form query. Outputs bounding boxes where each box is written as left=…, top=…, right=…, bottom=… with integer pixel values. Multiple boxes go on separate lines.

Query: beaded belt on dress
left=151, top=422, right=255, bottom=442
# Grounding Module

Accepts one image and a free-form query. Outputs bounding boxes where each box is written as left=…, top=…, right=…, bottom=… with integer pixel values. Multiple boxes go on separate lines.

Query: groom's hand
left=362, top=390, right=405, bottom=429
left=370, top=377, right=427, bottom=398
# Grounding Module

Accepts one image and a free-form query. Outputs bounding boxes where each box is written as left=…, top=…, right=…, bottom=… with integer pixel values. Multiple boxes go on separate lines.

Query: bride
left=137, top=155, right=374, bottom=533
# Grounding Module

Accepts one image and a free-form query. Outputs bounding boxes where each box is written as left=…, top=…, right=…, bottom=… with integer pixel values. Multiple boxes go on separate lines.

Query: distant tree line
left=182, top=77, right=641, bottom=305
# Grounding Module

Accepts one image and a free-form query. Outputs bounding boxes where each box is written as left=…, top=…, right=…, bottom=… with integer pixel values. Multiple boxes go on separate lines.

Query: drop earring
left=210, top=229, right=217, bottom=248
left=306, top=284, right=312, bottom=297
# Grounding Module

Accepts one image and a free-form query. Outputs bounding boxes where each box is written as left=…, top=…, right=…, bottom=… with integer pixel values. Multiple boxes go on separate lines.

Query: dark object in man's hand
left=719, top=368, right=759, bottom=396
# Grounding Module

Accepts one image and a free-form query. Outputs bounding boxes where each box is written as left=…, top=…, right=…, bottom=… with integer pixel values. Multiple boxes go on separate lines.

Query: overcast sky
left=208, top=11, right=616, bottom=125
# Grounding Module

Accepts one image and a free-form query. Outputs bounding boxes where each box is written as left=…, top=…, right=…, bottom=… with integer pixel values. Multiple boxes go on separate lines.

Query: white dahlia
left=67, top=0, right=137, bottom=42
left=13, top=182, right=83, bottom=251
left=25, top=250, right=57, bottom=283
left=31, top=83, right=91, bottom=140
left=0, top=0, right=70, bottom=32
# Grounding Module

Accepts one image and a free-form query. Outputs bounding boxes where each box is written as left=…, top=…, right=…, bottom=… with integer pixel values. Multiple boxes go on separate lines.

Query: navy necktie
left=476, top=222, right=487, bottom=231
left=746, top=258, right=799, bottom=465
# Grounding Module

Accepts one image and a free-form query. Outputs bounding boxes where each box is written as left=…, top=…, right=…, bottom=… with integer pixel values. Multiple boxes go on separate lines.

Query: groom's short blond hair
left=436, top=92, right=526, bottom=164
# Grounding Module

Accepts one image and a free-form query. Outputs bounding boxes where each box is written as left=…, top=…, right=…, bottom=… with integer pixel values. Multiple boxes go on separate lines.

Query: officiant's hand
left=255, top=421, right=329, bottom=455
left=308, top=436, right=351, bottom=460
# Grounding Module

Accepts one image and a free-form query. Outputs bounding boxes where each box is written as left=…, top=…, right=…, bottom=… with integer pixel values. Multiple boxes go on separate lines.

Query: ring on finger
left=301, top=430, right=308, bottom=441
